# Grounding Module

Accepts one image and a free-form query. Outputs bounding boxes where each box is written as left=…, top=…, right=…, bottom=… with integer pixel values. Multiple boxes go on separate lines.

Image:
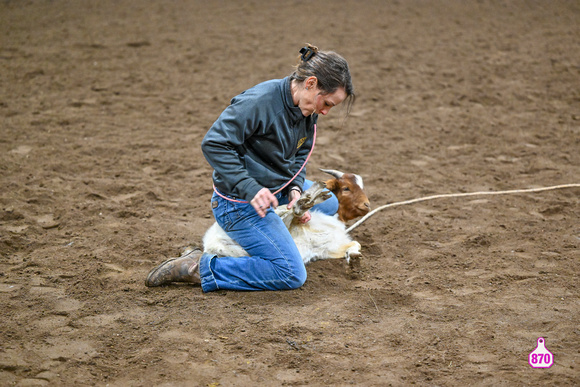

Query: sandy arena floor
left=1, top=1, right=579, bottom=385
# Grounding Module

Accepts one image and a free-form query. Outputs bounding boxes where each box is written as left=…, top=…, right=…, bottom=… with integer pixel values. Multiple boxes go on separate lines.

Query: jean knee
left=286, top=268, right=307, bottom=289
left=282, top=252, right=307, bottom=289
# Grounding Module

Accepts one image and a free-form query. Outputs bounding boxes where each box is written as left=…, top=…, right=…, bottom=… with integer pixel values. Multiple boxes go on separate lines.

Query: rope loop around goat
left=346, top=183, right=580, bottom=233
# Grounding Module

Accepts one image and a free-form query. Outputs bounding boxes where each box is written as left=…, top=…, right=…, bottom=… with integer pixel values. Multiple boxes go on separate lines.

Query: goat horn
left=320, top=168, right=344, bottom=179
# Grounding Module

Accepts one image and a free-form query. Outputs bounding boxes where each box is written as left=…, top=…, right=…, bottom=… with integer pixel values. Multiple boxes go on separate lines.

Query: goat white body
left=202, top=182, right=361, bottom=264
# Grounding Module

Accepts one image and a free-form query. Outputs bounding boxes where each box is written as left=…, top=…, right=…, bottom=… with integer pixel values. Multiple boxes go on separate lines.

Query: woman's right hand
left=250, top=188, right=279, bottom=218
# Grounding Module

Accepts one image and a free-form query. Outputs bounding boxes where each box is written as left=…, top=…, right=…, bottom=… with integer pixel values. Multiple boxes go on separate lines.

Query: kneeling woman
left=146, top=44, right=355, bottom=292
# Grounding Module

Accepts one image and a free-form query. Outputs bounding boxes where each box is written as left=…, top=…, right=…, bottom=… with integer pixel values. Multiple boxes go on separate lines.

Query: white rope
left=346, top=183, right=580, bottom=233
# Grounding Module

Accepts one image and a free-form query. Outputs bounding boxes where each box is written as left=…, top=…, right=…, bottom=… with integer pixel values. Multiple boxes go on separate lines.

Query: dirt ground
left=1, top=0, right=579, bottom=386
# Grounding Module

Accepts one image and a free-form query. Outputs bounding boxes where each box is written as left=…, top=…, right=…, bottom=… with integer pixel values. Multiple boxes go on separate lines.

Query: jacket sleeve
left=201, top=95, right=266, bottom=202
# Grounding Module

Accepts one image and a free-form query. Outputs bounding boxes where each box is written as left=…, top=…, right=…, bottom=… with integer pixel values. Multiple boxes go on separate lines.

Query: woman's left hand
left=288, top=189, right=311, bottom=224
left=251, top=187, right=279, bottom=218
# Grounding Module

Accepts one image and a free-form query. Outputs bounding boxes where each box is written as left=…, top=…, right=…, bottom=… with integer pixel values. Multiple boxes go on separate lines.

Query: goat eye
left=343, top=187, right=350, bottom=192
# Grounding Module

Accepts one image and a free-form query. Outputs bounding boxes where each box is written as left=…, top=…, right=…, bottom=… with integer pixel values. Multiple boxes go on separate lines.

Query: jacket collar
left=283, top=77, right=307, bottom=123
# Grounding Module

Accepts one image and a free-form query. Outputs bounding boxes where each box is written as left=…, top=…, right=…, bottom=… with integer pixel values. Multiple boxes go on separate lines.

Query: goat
left=320, top=168, right=371, bottom=222
left=202, top=170, right=371, bottom=264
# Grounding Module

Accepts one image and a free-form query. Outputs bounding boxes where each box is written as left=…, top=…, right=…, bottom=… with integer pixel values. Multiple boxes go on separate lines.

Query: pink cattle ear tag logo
left=528, top=337, right=554, bottom=368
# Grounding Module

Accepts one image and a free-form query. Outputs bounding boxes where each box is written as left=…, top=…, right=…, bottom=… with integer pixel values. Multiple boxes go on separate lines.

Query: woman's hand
left=287, top=189, right=311, bottom=224
left=251, top=188, right=278, bottom=218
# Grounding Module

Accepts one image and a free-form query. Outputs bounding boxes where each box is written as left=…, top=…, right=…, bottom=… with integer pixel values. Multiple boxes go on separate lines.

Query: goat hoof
left=347, top=253, right=362, bottom=269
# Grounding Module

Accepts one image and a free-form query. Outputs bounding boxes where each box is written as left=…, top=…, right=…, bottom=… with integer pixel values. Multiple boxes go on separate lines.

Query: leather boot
left=145, top=249, right=202, bottom=287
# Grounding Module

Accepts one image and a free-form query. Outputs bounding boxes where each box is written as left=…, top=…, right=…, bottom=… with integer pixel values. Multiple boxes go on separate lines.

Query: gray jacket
left=201, top=77, right=317, bottom=202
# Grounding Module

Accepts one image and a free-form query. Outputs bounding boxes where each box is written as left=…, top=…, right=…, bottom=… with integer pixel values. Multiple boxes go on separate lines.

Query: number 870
left=531, top=353, right=551, bottom=364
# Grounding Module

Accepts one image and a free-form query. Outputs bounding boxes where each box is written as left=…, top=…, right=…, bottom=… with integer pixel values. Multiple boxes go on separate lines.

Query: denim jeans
left=199, top=180, right=338, bottom=292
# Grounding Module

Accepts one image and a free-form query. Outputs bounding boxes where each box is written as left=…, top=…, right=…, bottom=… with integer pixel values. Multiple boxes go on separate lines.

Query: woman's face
left=297, top=78, right=347, bottom=116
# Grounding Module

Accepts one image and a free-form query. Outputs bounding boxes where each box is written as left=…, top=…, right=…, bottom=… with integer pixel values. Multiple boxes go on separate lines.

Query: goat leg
left=278, top=181, right=332, bottom=227
left=292, top=181, right=331, bottom=217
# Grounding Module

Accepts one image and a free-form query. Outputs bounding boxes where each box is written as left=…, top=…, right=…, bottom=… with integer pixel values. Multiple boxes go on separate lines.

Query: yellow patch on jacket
left=297, top=137, right=307, bottom=149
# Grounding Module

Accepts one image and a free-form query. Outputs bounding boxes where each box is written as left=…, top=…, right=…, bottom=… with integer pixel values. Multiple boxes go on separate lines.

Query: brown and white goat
left=202, top=170, right=371, bottom=264
left=320, top=169, right=371, bottom=222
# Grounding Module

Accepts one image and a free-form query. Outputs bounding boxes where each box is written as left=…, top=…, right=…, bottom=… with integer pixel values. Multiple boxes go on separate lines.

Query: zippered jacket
left=201, top=77, right=317, bottom=202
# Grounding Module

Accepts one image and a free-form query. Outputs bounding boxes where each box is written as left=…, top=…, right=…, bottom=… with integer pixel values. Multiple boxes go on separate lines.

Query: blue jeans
left=199, top=180, right=338, bottom=292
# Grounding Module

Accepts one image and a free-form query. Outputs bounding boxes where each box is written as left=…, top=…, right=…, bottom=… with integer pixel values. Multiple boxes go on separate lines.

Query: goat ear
left=324, top=178, right=340, bottom=193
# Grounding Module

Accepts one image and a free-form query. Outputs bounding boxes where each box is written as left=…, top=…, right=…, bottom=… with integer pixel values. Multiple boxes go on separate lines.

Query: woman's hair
left=289, top=44, right=356, bottom=114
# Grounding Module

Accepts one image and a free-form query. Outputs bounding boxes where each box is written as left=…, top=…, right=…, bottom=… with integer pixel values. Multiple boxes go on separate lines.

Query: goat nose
left=360, top=201, right=371, bottom=213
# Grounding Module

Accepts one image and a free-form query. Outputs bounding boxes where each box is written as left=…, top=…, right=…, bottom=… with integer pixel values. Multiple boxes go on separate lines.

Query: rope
left=346, top=183, right=580, bottom=233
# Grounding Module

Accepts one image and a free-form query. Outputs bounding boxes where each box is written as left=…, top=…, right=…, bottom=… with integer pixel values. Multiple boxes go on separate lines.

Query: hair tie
left=299, top=46, right=316, bottom=62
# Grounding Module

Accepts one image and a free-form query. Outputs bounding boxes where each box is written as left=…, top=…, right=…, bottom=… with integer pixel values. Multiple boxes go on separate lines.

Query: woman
left=145, top=44, right=355, bottom=291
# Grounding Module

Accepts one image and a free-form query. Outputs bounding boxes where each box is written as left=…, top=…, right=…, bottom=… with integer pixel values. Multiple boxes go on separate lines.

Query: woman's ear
left=306, top=76, right=318, bottom=90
